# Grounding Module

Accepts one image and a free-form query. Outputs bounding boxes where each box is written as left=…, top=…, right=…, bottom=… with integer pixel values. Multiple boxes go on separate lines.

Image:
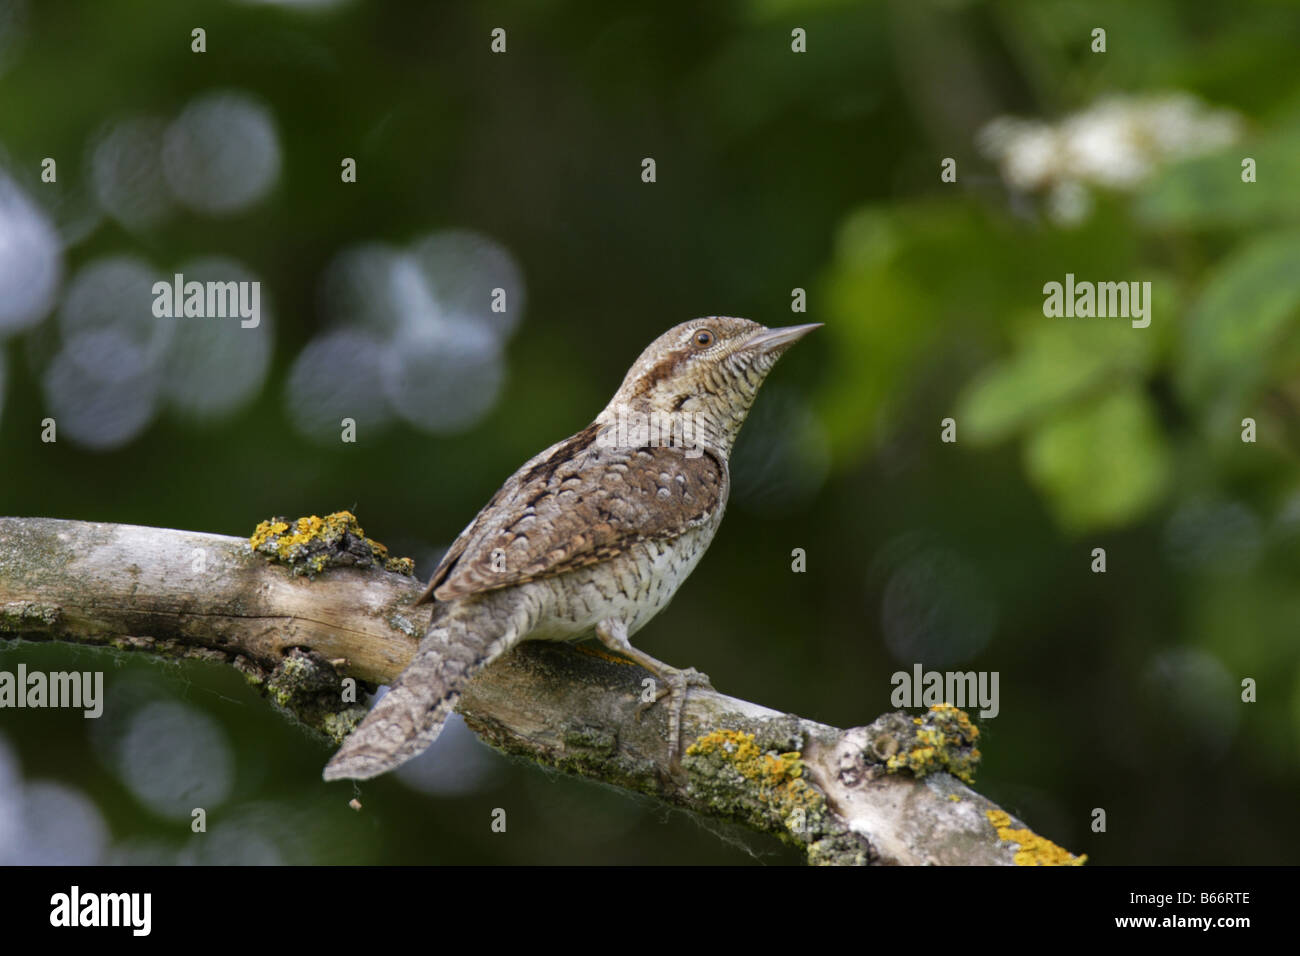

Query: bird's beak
left=745, top=323, right=823, bottom=354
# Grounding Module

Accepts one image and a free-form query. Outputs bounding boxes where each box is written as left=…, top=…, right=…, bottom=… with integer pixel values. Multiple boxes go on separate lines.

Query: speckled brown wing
left=415, top=423, right=726, bottom=604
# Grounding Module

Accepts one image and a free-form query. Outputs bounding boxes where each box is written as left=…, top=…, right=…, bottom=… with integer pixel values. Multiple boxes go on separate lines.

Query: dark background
left=1, top=0, right=1298, bottom=864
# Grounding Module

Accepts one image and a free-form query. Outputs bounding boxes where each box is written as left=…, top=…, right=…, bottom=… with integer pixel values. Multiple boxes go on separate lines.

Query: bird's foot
left=654, top=666, right=712, bottom=766
left=632, top=665, right=713, bottom=767
left=595, top=618, right=712, bottom=767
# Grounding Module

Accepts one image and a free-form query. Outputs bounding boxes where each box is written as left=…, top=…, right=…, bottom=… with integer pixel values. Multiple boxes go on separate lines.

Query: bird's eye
left=693, top=329, right=714, bottom=348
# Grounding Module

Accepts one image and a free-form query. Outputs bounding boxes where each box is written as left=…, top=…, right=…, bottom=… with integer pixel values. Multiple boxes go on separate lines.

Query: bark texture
left=0, top=516, right=1084, bottom=866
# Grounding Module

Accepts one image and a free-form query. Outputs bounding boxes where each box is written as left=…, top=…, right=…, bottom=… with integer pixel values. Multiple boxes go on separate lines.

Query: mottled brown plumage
left=324, top=317, right=819, bottom=781
left=417, top=442, right=724, bottom=602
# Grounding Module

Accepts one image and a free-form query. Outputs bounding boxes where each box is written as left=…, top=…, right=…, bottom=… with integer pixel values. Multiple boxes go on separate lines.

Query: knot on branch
left=250, top=511, right=416, bottom=578
left=834, top=705, right=982, bottom=789
left=244, top=647, right=369, bottom=744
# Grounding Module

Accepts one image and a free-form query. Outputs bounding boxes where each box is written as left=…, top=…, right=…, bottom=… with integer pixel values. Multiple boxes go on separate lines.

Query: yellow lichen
left=249, top=511, right=416, bottom=579
left=686, top=729, right=823, bottom=822
left=986, top=809, right=1086, bottom=866
left=684, top=728, right=865, bottom=861
left=384, top=556, right=416, bottom=576
left=249, top=519, right=290, bottom=549
left=885, top=703, right=981, bottom=784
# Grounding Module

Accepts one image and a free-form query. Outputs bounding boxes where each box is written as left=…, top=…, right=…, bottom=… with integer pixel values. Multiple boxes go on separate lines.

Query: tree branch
left=0, top=516, right=1083, bottom=866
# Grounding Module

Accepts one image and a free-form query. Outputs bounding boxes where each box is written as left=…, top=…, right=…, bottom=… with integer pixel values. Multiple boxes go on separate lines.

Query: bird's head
left=600, top=317, right=821, bottom=457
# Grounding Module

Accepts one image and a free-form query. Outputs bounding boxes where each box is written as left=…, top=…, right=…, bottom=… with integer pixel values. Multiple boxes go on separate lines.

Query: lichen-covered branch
left=0, top=515, right=1083, bottom=866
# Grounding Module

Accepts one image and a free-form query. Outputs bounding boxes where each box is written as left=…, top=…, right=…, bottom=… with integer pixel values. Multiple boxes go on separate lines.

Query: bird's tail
left=322, top=596, right=521, bottom=781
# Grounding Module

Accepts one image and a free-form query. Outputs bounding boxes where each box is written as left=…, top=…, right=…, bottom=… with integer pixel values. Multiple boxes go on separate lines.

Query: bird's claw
left=632, top=666, right=713, bottom=767
left=634, top=667, right=711, bottom=716
left=678, top=667, right=713, bottom=690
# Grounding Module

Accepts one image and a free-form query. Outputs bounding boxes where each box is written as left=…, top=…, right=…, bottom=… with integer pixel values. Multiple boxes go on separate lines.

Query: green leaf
left=959, top=318, right=1157, bottom=444
left=1137, top=126, right=1300, bottom=229
left=1024, top=387, right=1171, bottom=532
left=1177, top=228, right=1300, bottom=410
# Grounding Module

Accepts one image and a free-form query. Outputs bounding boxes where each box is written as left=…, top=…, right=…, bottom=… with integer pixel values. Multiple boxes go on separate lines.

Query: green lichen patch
left=688, top=729, right=811, bottom=797
left=561, top=722, right=618, bottom=755
left=106, top=634, right=227, bottom=665
left=881, top=703, right=982, bottom=784
left=249, top=511, right=416, bottom=578
left=0, top=601, right=62, bottom=632
left=986, top=809, right=1087, bottom=866
left=260, top=647, right=369, bottom=744
left=684, top=728, right=867, bottom=863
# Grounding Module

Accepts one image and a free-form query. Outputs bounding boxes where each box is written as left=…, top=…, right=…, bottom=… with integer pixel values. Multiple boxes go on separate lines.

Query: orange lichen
left=686, top=729, right=823, bottom=817
left=574, top=644, right=639, bottom=667
left=986, top=809, right=1086, bottom=866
